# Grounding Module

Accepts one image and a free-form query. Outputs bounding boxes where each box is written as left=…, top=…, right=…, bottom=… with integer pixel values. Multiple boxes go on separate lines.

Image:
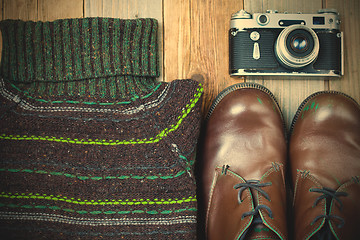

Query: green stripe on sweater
left=0, top=192, right=196, bottom=206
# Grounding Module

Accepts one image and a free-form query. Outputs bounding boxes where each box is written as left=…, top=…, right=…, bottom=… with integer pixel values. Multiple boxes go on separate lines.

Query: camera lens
left=275, top=25, right=319, bottom=69
left=291, top=35, right=308, bottom=53
left=286, top=29, right=314, bottom=57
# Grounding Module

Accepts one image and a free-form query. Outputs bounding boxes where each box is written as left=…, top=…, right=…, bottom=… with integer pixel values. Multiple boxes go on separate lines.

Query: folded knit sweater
left=0, top=18, right=203, bottom=239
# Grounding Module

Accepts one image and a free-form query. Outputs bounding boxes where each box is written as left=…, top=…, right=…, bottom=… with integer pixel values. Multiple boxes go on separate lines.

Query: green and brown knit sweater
left=0, top=18, right=203, bottom=239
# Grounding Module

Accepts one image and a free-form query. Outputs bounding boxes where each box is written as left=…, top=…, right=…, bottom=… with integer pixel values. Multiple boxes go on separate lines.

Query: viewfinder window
left=313, top=17, right=325, bottom=25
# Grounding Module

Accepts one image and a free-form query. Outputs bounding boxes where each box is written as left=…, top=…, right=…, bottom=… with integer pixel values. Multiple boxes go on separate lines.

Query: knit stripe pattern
left=0, top=18, right=203, bottom=239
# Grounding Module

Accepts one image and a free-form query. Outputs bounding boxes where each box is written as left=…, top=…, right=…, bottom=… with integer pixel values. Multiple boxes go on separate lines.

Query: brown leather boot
left=289, top=91, right=360, bottom=239
left=201, top=83, right=288, bottom=240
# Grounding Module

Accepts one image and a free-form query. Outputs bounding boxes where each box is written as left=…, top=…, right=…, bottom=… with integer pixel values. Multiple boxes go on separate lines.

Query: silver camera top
left=231, top=9, right=340, bottom=30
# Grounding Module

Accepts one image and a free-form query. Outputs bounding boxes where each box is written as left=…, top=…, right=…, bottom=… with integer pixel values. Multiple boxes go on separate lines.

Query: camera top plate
left=231, top=9, right=340, bottom=30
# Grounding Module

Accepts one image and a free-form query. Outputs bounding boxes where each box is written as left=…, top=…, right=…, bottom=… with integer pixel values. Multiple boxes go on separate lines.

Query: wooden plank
left=163, top=0, right=190, bottom=80
left=84, top=0, right=163, bottom=82
left=244, top=0, right=325, bottom=129
left=326, top=0, right=360, bottom=104
left=38, top=0, right=83, bottom=21
left=3, top=0, right=37, bottom=20
left=0, top=0, right=3, bottom=20
left=164, top=0, right=244, bottom=114
left=85, top=0, right=161, bottom=19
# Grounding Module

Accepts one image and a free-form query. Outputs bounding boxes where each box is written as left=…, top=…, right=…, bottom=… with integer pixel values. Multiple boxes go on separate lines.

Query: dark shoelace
left=234, top=180, right=272, bottom=204
left=234, top=180, right=272, bottom=240
left=310, top=187, right=348, bottom=240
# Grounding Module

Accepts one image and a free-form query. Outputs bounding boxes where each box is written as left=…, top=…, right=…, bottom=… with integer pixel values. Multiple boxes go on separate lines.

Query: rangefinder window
left=279, top=20, right=306, bottom=26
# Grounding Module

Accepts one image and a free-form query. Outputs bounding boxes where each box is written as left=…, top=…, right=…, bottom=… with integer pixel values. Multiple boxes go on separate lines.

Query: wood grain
left=85, top=0, right=161, bottom=19
left=244, top=0, right=325, bottom=129
left=326, top=0, right=360, bottom=103
left=38, top=0, right=83, bottom=21
left=3, top=0, right=37, bottom=20
left=163, top=0, right=244, bottom=115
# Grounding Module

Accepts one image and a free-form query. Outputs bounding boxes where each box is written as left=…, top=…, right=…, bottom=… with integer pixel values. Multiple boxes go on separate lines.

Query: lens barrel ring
left=275, top=24, right=319, bottom=69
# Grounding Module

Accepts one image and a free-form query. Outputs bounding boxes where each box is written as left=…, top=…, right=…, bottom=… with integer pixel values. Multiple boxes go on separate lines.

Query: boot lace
left=234, top=180, right=272, bottom=240
left=234, top=180, right=272, bottom=204
left=310, top=187, right=348, bottom=240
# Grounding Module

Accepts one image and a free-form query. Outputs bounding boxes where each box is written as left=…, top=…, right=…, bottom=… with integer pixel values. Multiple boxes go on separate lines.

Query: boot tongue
left=245, top=189, right=280, bottom=240
left=246, top=223, right=280, bottom=239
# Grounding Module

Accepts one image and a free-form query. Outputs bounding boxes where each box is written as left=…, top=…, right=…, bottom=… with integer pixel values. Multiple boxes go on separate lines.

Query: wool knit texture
left=0, top=18, right=203, bottom=239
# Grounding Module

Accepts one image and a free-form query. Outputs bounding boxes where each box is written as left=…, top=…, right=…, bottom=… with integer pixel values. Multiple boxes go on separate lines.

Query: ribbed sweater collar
left=0, top=18, right=160, bottom=101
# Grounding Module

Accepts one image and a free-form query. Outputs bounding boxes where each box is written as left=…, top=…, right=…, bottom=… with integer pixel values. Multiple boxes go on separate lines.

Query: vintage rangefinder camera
left=229, top=9, right=343, bottom=77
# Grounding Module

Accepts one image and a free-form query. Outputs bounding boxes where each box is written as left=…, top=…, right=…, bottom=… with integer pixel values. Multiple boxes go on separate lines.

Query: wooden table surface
left=1, top=0, right=359, bottom=130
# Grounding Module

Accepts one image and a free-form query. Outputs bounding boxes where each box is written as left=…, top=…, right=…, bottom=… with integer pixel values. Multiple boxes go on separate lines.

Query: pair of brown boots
left=200, top=83, right=360, bottom=240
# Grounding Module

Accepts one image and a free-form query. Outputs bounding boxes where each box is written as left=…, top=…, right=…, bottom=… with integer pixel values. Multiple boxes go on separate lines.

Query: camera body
left=229, top=9, right=343, bottom=77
